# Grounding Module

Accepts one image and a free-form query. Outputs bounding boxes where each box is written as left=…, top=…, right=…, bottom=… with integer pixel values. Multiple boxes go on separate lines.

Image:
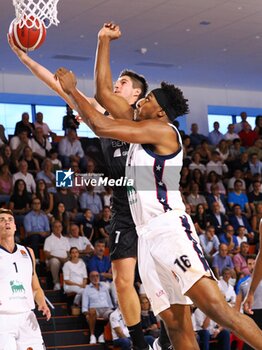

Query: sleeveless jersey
left=0, top=243, right=35, bottom=313
left=126, top=124, right=185, bottom=227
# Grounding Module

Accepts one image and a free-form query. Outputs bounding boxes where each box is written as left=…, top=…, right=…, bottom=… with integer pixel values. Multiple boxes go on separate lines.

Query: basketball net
left=12, top=0, right=60, bottom=28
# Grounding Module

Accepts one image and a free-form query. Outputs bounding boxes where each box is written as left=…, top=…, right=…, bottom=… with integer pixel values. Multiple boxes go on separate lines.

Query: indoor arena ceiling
left=2, top=0, right=262, bottom=90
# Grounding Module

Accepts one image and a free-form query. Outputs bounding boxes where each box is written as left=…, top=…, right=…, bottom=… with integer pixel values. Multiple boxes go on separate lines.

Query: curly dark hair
left=160, top=81, right=189, bottom=118
left=120, top=69, right=148, bottom=99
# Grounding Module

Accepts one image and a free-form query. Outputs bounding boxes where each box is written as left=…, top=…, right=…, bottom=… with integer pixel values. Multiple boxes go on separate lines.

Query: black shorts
left=109, top=226, right=138, bottom=261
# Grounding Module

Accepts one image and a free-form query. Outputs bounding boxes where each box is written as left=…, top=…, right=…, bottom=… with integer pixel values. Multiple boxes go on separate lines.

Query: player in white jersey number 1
left=0, top=208, right=50, bottom=350
left=55, top=23, right=262, bottom=350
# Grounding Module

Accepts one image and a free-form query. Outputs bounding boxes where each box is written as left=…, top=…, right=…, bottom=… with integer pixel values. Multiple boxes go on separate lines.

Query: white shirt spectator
left=218, top=279, right=236, bottom=305
left=12, top=171, right=36, bottom=193
left=58, top=137, right=84, bottom=158
left=223, top=132, right=240, bottom=141
left=206, top=161, right=228, bottom=176
left=68, top=236, right=94, bottom=251
left=110, top=308, right=130, bottom=340
left=31, top=137, right=52, bottom=158
left=43, top=233, right=70, bottom=259
left=63, top=259, right=87, bottom=290
left=34, top=121, right=52, bottom=137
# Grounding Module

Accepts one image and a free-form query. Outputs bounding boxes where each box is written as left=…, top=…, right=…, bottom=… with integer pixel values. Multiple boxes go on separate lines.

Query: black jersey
left=100, top=137, right=135, bottom=229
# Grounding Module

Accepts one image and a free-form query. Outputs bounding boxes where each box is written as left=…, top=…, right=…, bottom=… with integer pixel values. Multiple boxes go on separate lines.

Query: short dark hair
left=159, top=81, right=189, bottom=120
left=119, top=69, right=148, bottom=99
left=0, top=208, right=14, bottom=216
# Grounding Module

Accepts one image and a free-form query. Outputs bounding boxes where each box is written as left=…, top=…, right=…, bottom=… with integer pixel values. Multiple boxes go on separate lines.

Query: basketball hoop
left=12, top=0, right=60, bottom=29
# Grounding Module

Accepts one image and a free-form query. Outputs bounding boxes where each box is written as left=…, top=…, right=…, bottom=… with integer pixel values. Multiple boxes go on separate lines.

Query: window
left=0, top=103, right=32, bottom=136
left=208, top=114, right=233, bottom=134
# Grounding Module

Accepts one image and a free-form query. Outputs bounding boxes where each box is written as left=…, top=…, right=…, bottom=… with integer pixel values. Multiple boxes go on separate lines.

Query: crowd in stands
left=0, top=108, right=261, bottom=349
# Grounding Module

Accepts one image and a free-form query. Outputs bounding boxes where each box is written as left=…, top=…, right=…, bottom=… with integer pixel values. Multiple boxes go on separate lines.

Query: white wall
left=1, top=73, right=262, bottom=135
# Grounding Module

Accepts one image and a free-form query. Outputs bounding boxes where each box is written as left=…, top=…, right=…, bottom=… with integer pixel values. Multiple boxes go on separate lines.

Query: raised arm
left=7, top=34, right=102, bottom=112
left=243, top=219, right=262, bottom=314
left=95, top=23, right=132, bottom=119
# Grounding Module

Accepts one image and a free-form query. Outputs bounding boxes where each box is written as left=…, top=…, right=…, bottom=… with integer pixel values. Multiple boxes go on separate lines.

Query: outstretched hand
left=7, top=33, right=26, bottom=56
left=243, top=293, right=254, bottom=315
left=54, top=67, right=77, bottom=94
left=38, top=303, right=51, bottom=321
left=98, top=22, right=121, bottom=41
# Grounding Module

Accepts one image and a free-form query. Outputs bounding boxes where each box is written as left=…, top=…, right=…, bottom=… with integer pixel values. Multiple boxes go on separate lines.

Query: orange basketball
left=9, top=16, right=46, bottom=51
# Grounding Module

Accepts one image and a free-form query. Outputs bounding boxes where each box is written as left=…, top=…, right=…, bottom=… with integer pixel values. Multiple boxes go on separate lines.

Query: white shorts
left=137, top=210, right=213, bottom=315
left=0, top=311, right=45, bottom=350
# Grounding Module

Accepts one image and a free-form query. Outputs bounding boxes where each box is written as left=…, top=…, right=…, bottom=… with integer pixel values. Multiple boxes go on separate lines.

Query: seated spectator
left=87, top=239, right=112, bottom=283
left=96, top=206, right=111, bottom=244
left=31, top=127, right=52, bottom=164
left=140, top=295, right=159, bottom=344
left=206, top=184, right=228, bottom=215
left=218, top=267, right=236, bottom=307
left=206, top=151, right=228, bottom=177
left=186, top=183, right=208, bottom=214
left=24, top=198, right=50, bottom=260
left=179, top=166, right=191, bottom=195
left=69, top=161, right=86, bottom=198
left=0, top=124, right=8, bottom=145
left=192, top=307, right=231, bottom=349
left=227, top=169, right=246, bottom=192
left=254, top=115, right=262, bottom=136
left=9, top=179, right=31, bottom=233
left=14, top=112, right=35, bottom=137
left=58, top=129, right=86, bottom=171
left=189, top=152, right=206, bottom=175
left=36, top=158, right=56, bottom=194
left=82, top=270, right=114, bottom=344
left=34, top=179, right=53, bottom=216
left=236, top=226, right=248, bottom=246
left=0, top=164, right=13, bottom=206
left=43, top=220, right=70, bottom=290
left=246, top=138, right=262, bottom=161
left=238, top=121, right=259, bottom=147
left=209, top=202, right=229, bottom=236
left=79, top=208, right=95, bottom=242
left=79, top=185, right=103, bottom=217
left=12, top=160, right=36, bottom=194
left=215, top=139, right=229, bottom=162
left=209, top=121, right=224, bottom=146
left=196, top=140, right=212, bottom=165
left=212, top=243, right=235, bottom=279
left=34, top=111, right=56, bottom=140
left=219, top=224, right=239, bottom=256
left=199, top=226, right=220, bottom=263
left=0, top=144, right=18, bottom=174
left=191, top=168, right=206, bottom=194
left=189, top=123, right=209, bottom=149
left=249, top=153, right=262, bottom=177
left=223, top=124, right=240, bottom=142
left=228, top=181, right=251, bottom=217
left=62, top=247, right=88, bottom=305
left=248, top=180, right=262, bottom=214
left=10, top=130, right=33, bottom=160
left=101, top=186, right=112, bottom=207
left=231, top=152, right=251, bottom=179
left=54, top=188, right=78, bottom=220
left=51, top=201, right=70, bottom=236
left=227, top=139, right=245, bottom=164
left=193, top=204, right=210, bottom=236
left=182, top=134, right=194, bottom=161
left=251, top=203, right=262, bottom=235
left=228, top=204, right=254, bottom=242
left=49, top=148, right=62, bottom=173
left=68, top=223, right=94, bottom=257
left=233, top=242, right=251, bottom=277
left=110, top=307, right=132, bottom=350
left=21, top=146, right=40, bottom=177
left=84, top=159, right=105, bottom=194
left=205, top=171, right=226, bottom=195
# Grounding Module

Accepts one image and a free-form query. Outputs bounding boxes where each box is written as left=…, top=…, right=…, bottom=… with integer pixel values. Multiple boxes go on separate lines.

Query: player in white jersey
left=244, top=218, right=262, bottom=314
left=0, top=208, right=50, bottom=350
left=55, top=22, right=262, bottom=350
